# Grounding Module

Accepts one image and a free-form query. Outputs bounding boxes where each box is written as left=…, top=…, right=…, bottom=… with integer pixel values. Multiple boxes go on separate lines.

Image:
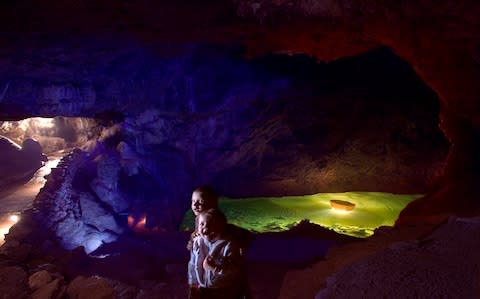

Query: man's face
left=198, top=214, right=219, bottom=242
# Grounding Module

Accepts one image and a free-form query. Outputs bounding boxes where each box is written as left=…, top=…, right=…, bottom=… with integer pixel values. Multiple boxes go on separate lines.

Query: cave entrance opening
left=0, top=116, right=105, bottom=245
left=0, top=116, right=101, bottom=155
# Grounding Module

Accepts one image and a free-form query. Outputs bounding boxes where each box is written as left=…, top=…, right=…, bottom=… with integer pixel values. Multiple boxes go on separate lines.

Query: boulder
left=32, top=278, right=62, bottom=299
left=29, top=270, right=53, bottom=290
left=79, top=192, right=122, bottom=234
left=67, top=276, right=116, bottom=299
left=0, top=266, right=28, bottom=299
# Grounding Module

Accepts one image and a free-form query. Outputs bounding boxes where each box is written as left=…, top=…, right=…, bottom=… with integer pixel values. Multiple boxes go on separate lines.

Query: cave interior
left=0, top=1, right=479, bottom=298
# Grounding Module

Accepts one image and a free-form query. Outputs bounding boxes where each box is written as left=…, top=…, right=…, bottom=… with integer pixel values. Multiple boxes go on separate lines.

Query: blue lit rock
left=117, top=142, right=140, bottom=176
left=90, top=153, right=129, bottom=213
left=79, top=193, right=123, bottom=235
left=34, top=150, right=122, bottom=253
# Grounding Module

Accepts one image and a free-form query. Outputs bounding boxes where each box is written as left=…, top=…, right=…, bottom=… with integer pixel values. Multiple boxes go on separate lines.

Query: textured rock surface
left=33, top=150, right=122, bottom=253
left=31, top=278, right=63, bottom=299
left=29, top=270, right=53, bottom=291
left=314, top=217, right=480, bottom=298
left=0, top=266, right=29, bottom=299
left=1, top=207, right=192, bottom=299
left=67, top=276, right=115, bottom=299
left=90, top=152, right=129, bottom=213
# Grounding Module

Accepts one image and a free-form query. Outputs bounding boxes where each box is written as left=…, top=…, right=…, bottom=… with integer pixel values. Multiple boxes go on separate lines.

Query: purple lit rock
left=34, top=151, right=121, bottom=253
left=90, top=153, right=129, bottom=213
left=117, top=141, right=140, bottom=176
left=79, top=193, right=123, bottom=235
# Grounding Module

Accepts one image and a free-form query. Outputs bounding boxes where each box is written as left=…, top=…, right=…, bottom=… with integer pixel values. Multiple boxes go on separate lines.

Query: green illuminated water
left=181, top=192, right=423, bottom=238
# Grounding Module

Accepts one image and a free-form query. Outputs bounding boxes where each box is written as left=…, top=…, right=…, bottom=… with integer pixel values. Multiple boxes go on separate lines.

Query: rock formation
left=0, top=136, right=47, bottom=197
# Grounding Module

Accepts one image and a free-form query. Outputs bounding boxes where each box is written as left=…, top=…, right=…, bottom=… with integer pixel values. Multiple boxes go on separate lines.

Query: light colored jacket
left=188, top=235, right=241, bottom=289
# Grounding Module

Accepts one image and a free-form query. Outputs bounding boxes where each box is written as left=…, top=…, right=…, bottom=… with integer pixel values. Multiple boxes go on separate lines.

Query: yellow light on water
left=331, top=209, right=353, bottom=215
left=181, top=192, right=424, bottom=238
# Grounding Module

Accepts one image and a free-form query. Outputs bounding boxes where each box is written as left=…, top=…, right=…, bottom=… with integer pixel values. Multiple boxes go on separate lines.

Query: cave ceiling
left=0, top=0, right=479, bottom=119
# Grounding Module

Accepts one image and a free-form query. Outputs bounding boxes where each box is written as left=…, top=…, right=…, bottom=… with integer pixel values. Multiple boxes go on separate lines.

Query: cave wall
left=232, top=0, right=480, bottom=220
left=0, top=0, right=478, bottom=223
left=0, top=43, right=447, bottom=198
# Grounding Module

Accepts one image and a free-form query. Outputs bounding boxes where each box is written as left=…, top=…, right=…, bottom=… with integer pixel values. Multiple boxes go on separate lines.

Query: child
left=187, top=186, right=219, bottom=251
left=188, top=208, right=242, bottom=299
left=187, top=186, right=253, bottom=299
left=191, top=185, right=219, bottom=217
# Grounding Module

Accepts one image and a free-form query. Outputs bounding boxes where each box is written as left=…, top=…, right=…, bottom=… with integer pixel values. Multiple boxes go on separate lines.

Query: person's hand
left=203, top=256, right=217, bottom=273
left=186, top=231, right=201, bottom=251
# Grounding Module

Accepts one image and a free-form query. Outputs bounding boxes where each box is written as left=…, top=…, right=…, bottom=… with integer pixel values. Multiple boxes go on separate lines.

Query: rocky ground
left=2, top=148, right=478, bottom=299
left=316, top=216, right=480, bottom=298
left=1, top=147, right=477, bottom=299
left=4, top=213, right=480, bottom=299
left=0, top=215, right=353, bottom=299
left=280, top=216, right=480, bottom=299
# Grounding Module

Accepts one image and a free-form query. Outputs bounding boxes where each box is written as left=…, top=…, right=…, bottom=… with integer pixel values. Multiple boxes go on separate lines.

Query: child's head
left=197, top=208, right=227, bottom=242
left=191, top=185, right=219, bottom=216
